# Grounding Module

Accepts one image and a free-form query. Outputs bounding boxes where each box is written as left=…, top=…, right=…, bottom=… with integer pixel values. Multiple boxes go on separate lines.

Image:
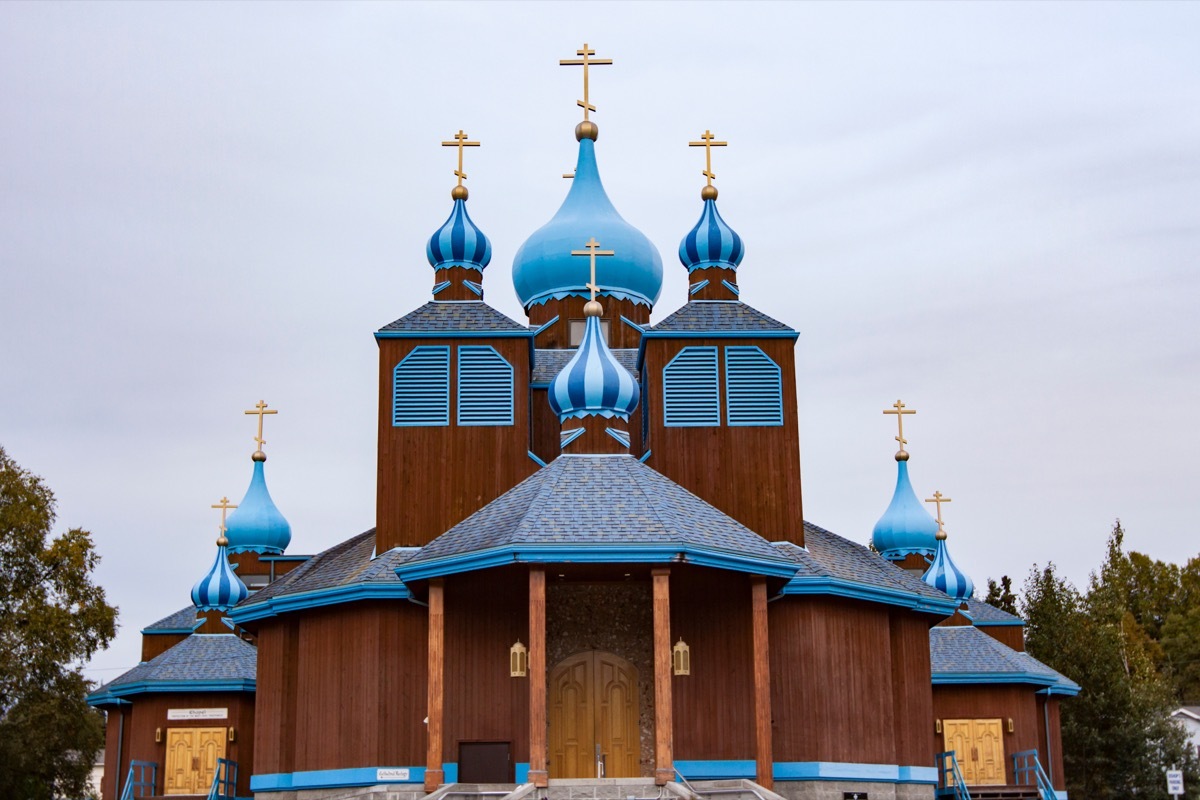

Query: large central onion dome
left=224, top=457, right=292, bottom=555
left=512, top=136, right=662, bottom=309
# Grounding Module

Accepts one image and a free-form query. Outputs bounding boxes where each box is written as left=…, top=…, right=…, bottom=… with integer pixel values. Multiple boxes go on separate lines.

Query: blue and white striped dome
left=224, top=459, right=292, bottom=555
left=870, top=460, right=940, bottom=560
left=548, top=314, right=640, bottom=421
left=427, top=198, right=492, bottom=271
left=679, top=198, right=744, bottom=272
left=922, top=533, right=974, bottom=603
left=191, top=541, right=249, bottom=612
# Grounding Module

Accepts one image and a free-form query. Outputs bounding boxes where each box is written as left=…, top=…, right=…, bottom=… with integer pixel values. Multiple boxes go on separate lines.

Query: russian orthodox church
left=89, top=47, right=1078, bottom=800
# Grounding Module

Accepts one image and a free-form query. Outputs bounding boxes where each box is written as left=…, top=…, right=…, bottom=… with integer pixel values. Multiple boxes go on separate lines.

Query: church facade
left=89, top=48, right=1077, bottom=800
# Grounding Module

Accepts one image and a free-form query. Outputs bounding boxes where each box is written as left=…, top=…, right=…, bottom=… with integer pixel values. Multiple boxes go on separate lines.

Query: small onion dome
left=678, top=197, right=744, bottom=272
left=191, top=540, right=249, bottom=612
left=427, top=197, right=492, bottom=271
left=548, top=311, right=640, bottom=421
left=922, top=531, right=975, bottom=603
left=224, top=459, right=292, bottom=554
left=512, top=137, right=663, bottom=308
left=870, top=459, right=940, bottom=559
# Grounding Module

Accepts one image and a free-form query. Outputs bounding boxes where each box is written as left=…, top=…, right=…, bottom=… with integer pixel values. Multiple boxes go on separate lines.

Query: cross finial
left=441, top=129, right=480, bottom=195
left=560, top=43, right=612, bottom=122
left=882, top=399, right=916, bottom=459
left=570, top=237, right=616, bottom=303
left=244, top=400, right=278, bottom=459
left=924, top=491, right=952, bottom=538
left=211, top=496, right=238, bottom=545
left=689, top=129, right=728, bottom=190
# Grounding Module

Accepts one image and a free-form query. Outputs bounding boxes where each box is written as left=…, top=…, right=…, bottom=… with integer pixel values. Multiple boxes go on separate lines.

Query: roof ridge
left=509, top=459, right=568, bottom=543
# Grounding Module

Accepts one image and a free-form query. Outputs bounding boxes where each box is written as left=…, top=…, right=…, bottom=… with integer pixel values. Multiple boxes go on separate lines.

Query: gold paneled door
left=943, top=719, right=1005, bottom=785
left=164, top=727, right=226, bottom=795
left=548, top=651, right=640, bottom=778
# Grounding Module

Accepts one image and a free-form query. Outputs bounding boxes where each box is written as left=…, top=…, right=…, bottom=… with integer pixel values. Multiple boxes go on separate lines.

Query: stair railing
left=935, top=751, right=971, bottom=800
left=1011, top=750, right=1055, bottom=800
left=208, top=757, right=238, bottom=800
left=119, top=761, right=157, bottom=800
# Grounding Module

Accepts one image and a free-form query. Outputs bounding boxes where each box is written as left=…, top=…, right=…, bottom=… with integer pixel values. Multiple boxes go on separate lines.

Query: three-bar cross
left=211, top=496, right=238, bottom=537
left=245, top=400, right=277, bottom=452
left=571, top=237, right=615, bottom=301
left=925, top=491, right=952, bottom=532
left=882, top=399, right=915, bottom=453
left=689, top=129, right=728, bottom=187
left=559, top=43, right=612, bottom=121
left=441, top=130, right=480, bottom=187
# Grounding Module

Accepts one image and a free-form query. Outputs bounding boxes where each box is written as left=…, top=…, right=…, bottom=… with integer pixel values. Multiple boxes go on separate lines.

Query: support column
left=751, top=577, right=773, bottom=790
left=425, top=579, right=445, bottom=792
left=652, top=568, right=674, bottom=785
left=528, top=568, right=548, bottom=788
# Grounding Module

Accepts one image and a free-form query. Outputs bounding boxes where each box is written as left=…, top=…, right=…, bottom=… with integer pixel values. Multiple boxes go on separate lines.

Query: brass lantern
left=672, top=638, right=690, bottom=676
left=510, top=640, right=528, bottom=677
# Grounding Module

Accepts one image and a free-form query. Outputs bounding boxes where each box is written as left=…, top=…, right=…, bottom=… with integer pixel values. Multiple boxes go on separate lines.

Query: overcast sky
left=2, top=2, right=1197, bottom=684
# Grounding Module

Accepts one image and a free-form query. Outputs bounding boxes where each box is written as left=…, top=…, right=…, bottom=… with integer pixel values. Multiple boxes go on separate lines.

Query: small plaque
left=1167, top=769, right=1184, bottom=795
left=842, top=793, right=868, bottom=800
left=166, top=707, right=228, bottom=721
left=377, top=768, right=411, bottom=781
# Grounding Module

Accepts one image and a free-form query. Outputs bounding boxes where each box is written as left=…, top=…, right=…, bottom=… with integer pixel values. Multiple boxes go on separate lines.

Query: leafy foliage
left=0, top=446, right=117, bottom=800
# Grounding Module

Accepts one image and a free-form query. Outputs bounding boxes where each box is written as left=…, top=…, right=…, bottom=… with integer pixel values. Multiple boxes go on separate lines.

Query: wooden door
left=549, top=651, right=640, bottom=778
left=943, top=719, right=1005, bottom=786
left=164, top=727, right=227, bottom=794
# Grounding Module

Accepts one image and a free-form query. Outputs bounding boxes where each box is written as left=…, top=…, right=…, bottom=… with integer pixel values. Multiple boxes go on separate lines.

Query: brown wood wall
left=529, top=296, right=649, bottom=350
left=890, top=610, right=936, bottom=767
left=932, top=684, right=1040, bottom=785
left=252, top=617, right=299, bottom=775
left=530, top=388, right=560, bottom=464
left=687, top=268, right=738, bottom=301
left=643, top=337, right=804, bottom=545
left=376, top=336, right=537, bottom=551
left=99, top=691, right=255, bottom=800
left=669, top=567, right=756, bottom=760
left=1035, top=696, right=1066, bottom=790
left=141, top=631, right=189, bottom=662
left=979, top=625, right=1026, bottom=652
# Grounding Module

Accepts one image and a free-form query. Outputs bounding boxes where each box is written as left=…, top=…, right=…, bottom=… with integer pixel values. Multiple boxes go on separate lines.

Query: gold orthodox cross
left=245, top=400, right=277, bottom=451
left=211, top=496, right=238, bottom=536
left=560, top=43, right=612, bottom=121
left=441, top=130, right=480, bottom=187
left=689, top=129, right=728, bottom=187
left=882, top=399, right=915, bottom=452
left=571, top=237, right=615, bottom=301
left=925, top=491, right=952, bottom=531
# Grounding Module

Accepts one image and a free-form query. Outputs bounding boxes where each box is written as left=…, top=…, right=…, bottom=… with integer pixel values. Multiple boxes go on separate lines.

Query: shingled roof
left=646, top=301, right=795, bottom=335
left=962, top=598, right=1025, bottom=626
left=141, top=605, right=201, bottom=633
left=87, top=634, right=256, bottom=704
left=377, top=301, right=529, bottom=334
left=930, top=625, right=1079, bottom=693
left=532, top=348, right=639, bottom=385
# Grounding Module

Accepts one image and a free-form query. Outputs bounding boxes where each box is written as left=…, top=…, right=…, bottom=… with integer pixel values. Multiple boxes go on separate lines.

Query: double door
left=548, top=650, right=640, bottom=778
left=164, top=727, right=226, bottom=795
left=943, top=718, right=1005, bottom=785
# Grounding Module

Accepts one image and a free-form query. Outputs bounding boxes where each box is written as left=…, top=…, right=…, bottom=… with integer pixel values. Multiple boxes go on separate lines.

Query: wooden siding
left=530, top=388, right=560, bottom=464
left=1036, top=696, right=1066, bottom=790
left=434, top=266, right=485, bottom=302
left=529, top=296, right=649, bottom=350
left=687, top=267, right=738, bottom=301
left=643, top=337, right=803, bottom=545
left=979, top=625, right=1026, bottom=652
left=252, top=617, right=298, bottom=775
left=890, top=610, right=936, bottom=767
left=376, top=336, right=536, bottom=551
left=141, top=631, right=188, bottom=662
left=932, top=685, right=1040, bottom=785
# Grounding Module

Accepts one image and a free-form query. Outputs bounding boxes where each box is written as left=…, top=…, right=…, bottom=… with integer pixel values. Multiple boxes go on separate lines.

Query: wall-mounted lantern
left=935, top=719, right=942, bottom=735
left=672, top=638, right=690, bottom=676
left=228, top=726, right=237, bottom=742
left=155, top=727, right=162, bottom=743
left=510, top=640, right=528, bottom=677
left=1007, top=718, right=1014, bottom=734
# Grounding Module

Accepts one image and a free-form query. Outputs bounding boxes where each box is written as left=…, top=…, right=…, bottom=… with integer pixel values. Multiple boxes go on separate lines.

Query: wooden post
left=652, top=568, right=674, bottom=785
left=425, top=579, right=445, bottom=792
left=751, top=577, right=773, bottom=790
left=528, top=568, right=548, bottom=788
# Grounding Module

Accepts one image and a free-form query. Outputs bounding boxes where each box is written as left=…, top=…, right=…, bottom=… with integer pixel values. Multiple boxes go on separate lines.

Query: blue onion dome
left=191, top=536, right=249, bottom=612
left=512, top=137, right=663, bottom=308
left=870, top=458, right=940, bottom=559
left=426, top=192, right=492, bottom=271
left=224, top=457, right=292, bottom=554
left=548, top=304, right=640, bottom=421
left=922, top=529, right=975, bottom=603
left=679, top=196, right=744, bottom=272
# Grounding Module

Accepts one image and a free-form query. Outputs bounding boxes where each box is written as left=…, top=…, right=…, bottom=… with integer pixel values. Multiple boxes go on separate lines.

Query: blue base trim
left=675, top=760, right=754, bottom=779
left=252, top=764, right=457, bottom=791
left=515, top=762, right=530, bottom=783
left=229, top=581, right=412, bottom=624
left=675, top=762, right=938, bottom=785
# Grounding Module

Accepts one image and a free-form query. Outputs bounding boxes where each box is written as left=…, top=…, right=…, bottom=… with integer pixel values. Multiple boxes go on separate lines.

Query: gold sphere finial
left=895, top=450, right=910, bottom=462
left=936, top=528, right=948, bottom=541
left=217, top=534, right=229, bottom=547
left=451, top=184, right=469, bottom=201
left=252, top=450, right=267, bottom=462
left=583, top=299, right=604, bottom=317
left=700, top=185, right=718, bottom=201
left=576, top=120, right=598, bottom=142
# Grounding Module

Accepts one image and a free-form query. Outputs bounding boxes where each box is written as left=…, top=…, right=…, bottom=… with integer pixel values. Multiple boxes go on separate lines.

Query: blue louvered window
left=457, top=346, right=514, bottom=426
left=725, top=346, right=783, bottom=426
left=393, top=346, right=450, bottom=426
left=662, top=347, right=720, bottom=427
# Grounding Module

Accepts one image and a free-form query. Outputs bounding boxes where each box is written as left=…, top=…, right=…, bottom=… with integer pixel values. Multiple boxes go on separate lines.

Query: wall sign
left=166, top=708, right=229, bottom=721
left=377, top=768, right=411, bottom=781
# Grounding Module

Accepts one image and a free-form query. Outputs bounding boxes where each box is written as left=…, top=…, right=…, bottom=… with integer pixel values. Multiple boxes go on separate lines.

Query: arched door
left=548, top=651, right=640, bottom=778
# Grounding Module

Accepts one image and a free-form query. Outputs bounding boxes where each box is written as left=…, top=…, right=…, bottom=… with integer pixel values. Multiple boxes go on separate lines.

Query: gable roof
left=87, top=634, right=256, bottom=704
left=645, top=301, right=796, bottom=336
left=140, top=605, right=201, bottom=634
left=962, top=598, right=1025, bottom=627
left=930, top=625, right=1080, bottom=694
left=377, top=301, right=529, bottom=335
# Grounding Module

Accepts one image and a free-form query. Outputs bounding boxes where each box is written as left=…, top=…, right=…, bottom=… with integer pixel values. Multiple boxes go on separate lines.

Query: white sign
left=377, top=768, right=411, bottom=782
left=166, top=707, right=229, bottom=721
left=1167, top=769, right=1184, bottom=795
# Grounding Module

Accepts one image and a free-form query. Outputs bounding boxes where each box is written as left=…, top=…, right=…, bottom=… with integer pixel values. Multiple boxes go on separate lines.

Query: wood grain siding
left=141, top=632, right=188, bottom=662
left=978, top=625, right=1026, bottom=652
left=1036, top=696, right=1066, bottom=790
left=434, top=266, right=485, bottom=302
left=643, top=337, right=803, bottom=545
left=669, top=568, right=754, bottom=761
left=376, top=336, right=536, bottom=552
left=769, top=597, right=897, bottom=764
left=253, top=618, right=299, bottom=775
left=932, top=685, right=1041, bottom=785
left=442, top=569, right=530, bottom=769
left=889, top=610, right=936, bottom=767
left=529, top=296, right=650, bottom=350
left=531, top=388, right=560, bottom=464
left=687, top=267, right=738, bottom=301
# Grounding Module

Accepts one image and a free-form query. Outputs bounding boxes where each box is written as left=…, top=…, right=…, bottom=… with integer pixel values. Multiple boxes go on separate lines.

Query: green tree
left=984, top=574, right=1018, bottom=615
left=0, top=446, right=117, bottom=800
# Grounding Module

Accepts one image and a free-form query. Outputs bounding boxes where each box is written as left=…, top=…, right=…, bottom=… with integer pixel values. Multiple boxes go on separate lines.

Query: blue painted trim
left=456, top=345, right=515, bottom=427
left=396, top=543, right=799, bottom=582
left=229, top=581, right=412, bottom=624
left=1055, top=792, right=1068, bottom=800
left=252, top=764, right=457, bottom=791
left=87, top=678, right=255, bottom=703
left=532, top=315, right=560, bottom=337
left=933, top=671, right=1060, bottom=688
left=724, top=345, right=783, bottom=427
left=896, top=766, right=939, bottom=783
left=515, top=762, right=530, bottom=783
left=640, top=330, right=799, bottom=340
left=527, top=451, right=548, bottom=468
left=721, top=279, right=740, bottom=296
left=463, top=280, right=483, bottom=297
left=375, top=330, right=533, bottom=340
left=431, top=280, right=452, bottom=295
left=605, top=428, right=631, bottom=448
left=523, top=288, right=654, bottom=309
left=1037, top=683, right=1082, bottom=697
left=689, top=279, right=710, bottom=296
left=393, top=346, right=450, bottom=427
left=620, top=315, right=645, bottom=333
left=140, top=625, right=200, bottom=635
left=781, top=576, right=960, bottom=616
left=676, top=762, right=937, bottom=784
left=663, top=346, right=719, bottom=427
left=675, top=760, right=754, bottom=779
left=639, top=449, right=652, bottom=463
left=560, top=427, right=586, bottom=448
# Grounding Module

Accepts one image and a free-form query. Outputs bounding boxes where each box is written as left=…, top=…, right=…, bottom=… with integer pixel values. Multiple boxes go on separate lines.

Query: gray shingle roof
left=378, top=301, right=528, bottom=334
left=532, top=348, right=639, bottom=384
left=963, top=598, right=1025, bottom=626
left=89, top=634, right=256, bottom=703
left=931, top=625, right=1078, bottom=692
left=399, top=455, right=797, bottom=576
left=648, top=301, right=795, bottom=334
left=141, top=605, right=201, bottom=633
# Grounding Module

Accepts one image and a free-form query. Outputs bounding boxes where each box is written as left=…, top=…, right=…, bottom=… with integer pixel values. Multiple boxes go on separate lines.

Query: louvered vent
left=725, top=346, right=783, bottom=426
left=393, top=346, right=450, bottom=426
left=662, top=346, right=720, bottom=427
left=457, top=346, right=514, bottom=426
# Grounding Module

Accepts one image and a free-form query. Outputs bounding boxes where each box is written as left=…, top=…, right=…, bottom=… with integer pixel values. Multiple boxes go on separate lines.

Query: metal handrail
left=208, top=757, right=238, bottom=800
left=671, top=770, right=771, bottom=800
left=1011, top=750, right=1055, bottom=800
left=120, top=761, right=157, bottom=800
left=935, top=751, right=971, bottom=800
